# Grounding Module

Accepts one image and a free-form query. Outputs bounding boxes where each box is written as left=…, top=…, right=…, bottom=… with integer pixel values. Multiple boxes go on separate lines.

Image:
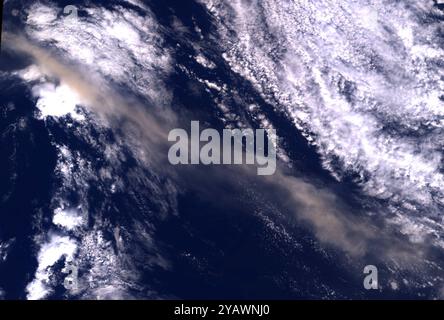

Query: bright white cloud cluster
left=26, top=234, right=77, bottom=300
left=25, top=2, right=172, bottom=107
left=53, top=208, right=84, bottom=231
left=14, top=0, right=174, bottom=300
left=14, top=65, right=45, bottom=82
left=32, top=82, right=86, bottom=121
left=195, top=54, right=217, bottom=69
left=14, top=65, right=87, bottom=121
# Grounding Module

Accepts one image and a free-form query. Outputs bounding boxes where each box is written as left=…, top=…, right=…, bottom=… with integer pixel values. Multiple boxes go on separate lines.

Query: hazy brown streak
left=2, top=32, right=174, bottom=163
left=2, top=32, right=432, bottom=267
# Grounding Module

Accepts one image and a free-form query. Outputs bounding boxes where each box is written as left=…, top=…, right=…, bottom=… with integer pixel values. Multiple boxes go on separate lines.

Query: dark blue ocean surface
left=1, top=0, right=444, bottom=299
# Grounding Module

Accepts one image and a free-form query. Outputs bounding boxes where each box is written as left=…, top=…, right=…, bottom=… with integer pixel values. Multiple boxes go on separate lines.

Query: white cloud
left=14, top=65, right=45, bottom=82
left=32, top=82, right=86, bottom=121
left=24, top=2, right=172, bottom=107
left=53, top=208, right=84, bottom=231
left=26, top=234, right=77, bottom=300
left=0, top=239, right=13, bottom=262
left=26, top=4, right=57, bottom=26
left=6, top=1, right=176, bottom=300
left=195, top=54, right=216, bottom=69
left=201, top=0, right=444, bottom=245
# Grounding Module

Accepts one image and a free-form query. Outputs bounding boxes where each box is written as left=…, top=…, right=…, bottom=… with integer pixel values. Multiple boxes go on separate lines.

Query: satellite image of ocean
left=0, top=0, right=444, bottom=300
